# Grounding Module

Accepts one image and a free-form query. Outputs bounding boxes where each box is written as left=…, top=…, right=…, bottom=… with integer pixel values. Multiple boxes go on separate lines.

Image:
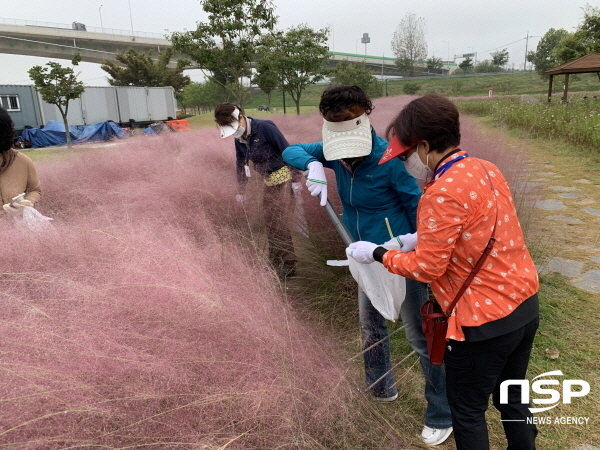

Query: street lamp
left=327, top=23, right=334, bottom=53
left=361, top=33, right=370, bottom=58
left=443, top=40, right=450, bottom=76
left=99, top=4, right=104, bottom=32
left=128, top=0, right=134, bottom=34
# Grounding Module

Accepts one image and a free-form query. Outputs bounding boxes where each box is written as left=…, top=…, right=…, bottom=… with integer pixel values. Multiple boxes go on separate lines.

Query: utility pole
left=524, top=31, right=529, bottom=72
left=381, top=52, right=384, bottom=80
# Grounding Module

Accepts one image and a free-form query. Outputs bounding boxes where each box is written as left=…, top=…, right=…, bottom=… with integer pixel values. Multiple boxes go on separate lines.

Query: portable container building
left=0, top=85, right=43, bottom=131
left=2, top=85, right=177, bottom=133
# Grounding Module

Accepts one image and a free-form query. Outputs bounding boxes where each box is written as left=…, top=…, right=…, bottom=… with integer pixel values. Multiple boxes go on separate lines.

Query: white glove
left=235, top=194, right=245, bottom=204
left=346, top=241, right=378, bottom=264
left=2, top=198, right=32, bottom=214
left=3, top=203, right=20, bottom=214
left=306, top=161, right=327, bottom=207
left=291, top=182, right=303, bottom=197
left=384, top=232, right=418, bottom=253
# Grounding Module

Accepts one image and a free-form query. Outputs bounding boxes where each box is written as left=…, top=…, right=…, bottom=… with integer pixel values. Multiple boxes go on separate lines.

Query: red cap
left=378, top=135, right=413, bottom=165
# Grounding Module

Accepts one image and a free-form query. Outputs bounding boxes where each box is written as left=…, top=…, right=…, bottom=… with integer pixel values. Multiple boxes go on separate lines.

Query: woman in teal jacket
left=282, top=86, right=453, bottom=446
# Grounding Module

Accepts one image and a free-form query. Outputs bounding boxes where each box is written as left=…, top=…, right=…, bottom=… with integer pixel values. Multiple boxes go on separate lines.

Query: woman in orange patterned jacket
left=346, top=95, right=539, bottom=450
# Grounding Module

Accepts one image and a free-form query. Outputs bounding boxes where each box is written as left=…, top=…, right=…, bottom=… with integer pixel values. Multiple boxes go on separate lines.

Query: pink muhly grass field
left=0, top=133, right=359, bottom=449
left=0, top=97, right=537, bottom=449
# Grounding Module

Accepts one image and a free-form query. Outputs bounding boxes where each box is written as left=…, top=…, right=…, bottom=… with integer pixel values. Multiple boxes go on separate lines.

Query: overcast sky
left=0, top=0, right=592, bottom=86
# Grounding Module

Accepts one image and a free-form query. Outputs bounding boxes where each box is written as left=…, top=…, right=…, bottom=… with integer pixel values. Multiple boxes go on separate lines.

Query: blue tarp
left=19, top=120, right=126, bottom=149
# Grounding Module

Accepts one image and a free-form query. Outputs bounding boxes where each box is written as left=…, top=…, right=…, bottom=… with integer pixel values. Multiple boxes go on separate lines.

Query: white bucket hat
left=322, top=113, right=372, bottom=160
left=219, top=107, right=241, bottom=138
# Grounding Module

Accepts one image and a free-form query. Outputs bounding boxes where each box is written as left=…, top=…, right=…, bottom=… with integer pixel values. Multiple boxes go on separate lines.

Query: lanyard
left=434, top=152, right=469, bottom=179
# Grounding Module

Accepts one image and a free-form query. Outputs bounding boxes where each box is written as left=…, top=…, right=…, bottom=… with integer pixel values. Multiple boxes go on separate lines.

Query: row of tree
left=527, top=5, right=600, bottom=77
left=390, top=12, right=511, bottom=76
left=169, top=0, right=331, bottom=114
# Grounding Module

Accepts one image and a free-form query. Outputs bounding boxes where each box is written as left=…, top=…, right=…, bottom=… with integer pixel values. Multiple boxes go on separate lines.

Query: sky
left=0, top=0, right=593, bottom=86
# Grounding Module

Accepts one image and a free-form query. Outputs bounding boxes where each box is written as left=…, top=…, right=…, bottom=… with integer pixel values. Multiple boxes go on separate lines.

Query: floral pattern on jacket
left=382, top=151, right=538, bottom=341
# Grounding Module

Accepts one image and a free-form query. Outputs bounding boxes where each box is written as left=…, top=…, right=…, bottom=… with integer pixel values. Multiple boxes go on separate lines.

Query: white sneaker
left=373, top=392, right=398, bottom=402
left=421, top=426, right=453, bottom=445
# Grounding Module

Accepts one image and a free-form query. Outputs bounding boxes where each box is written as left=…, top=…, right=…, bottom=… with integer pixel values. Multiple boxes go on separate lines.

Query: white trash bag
left=13, top=206, right=54, bottom=233
left=348, top=242, right=406, bottom=321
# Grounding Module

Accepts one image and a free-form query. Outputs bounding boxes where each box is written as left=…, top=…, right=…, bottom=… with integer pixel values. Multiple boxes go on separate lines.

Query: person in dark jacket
left=282, top=86, right=453, bottom=446
left=215, top=103, right=298, bottom=279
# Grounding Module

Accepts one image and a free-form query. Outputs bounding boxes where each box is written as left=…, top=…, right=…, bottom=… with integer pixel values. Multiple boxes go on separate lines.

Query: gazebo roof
left=545, top=52, right=600, bottom=75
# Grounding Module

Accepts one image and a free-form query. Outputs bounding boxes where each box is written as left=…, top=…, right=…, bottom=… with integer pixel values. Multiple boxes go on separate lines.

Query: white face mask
left=405, top=146, right=433, bottom=188
left=233, top=126, right=245, bottom=139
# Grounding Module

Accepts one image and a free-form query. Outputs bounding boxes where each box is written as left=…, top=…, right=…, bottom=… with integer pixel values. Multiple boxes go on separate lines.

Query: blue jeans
left=358, top=278, right=453, bottom=429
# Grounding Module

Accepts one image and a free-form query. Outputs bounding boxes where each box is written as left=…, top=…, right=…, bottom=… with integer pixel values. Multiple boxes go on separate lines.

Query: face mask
left=405, top=146, right=433, bottom=188
left=233, top=126, right=245, bottom=139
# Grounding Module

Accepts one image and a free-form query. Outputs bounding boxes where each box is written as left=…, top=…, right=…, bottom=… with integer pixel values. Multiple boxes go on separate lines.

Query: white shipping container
left=116, top=86, right=150, bottom=123
left=81, top=87, right=120, bottom=124
left=147, top=87, right=176, bottom=121
left=36, top=86, right=177, bottom=127
left=38, top=93, right=85, bottom=127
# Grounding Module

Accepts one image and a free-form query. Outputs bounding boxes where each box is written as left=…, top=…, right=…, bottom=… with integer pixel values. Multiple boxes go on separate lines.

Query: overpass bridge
left=0, top=17, right=447, bottom=76
left=0, top=17, right=169, bottom=66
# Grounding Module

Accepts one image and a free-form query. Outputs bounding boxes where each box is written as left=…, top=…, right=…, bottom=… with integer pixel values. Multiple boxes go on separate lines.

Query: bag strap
left=444, top=162, right=499, bottom=318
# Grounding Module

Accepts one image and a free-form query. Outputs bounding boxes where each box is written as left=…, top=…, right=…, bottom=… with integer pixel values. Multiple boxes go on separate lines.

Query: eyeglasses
left=396, top=143, right=420, bottom=162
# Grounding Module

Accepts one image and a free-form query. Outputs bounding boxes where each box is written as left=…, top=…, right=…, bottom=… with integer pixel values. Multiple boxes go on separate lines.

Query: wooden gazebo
left=545, top=52, right=600, bottom=103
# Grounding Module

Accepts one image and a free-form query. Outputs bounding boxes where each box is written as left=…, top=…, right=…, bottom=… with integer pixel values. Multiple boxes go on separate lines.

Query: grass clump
left=455, top=94, right=600, bottom=154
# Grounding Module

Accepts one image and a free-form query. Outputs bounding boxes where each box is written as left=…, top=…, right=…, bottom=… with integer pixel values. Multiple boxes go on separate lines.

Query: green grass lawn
left=241, top=72, right=600, bottom=111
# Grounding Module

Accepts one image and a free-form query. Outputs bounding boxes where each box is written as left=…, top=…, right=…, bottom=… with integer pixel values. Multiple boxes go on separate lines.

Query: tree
left=474, top=60, right=504, bottom=73
left=491, top=49, right=509, bottom=67
left=553, top=33, right=587, bottom=65
left=527, top=28, right=570, bottom=77
left=391, top=12, right=428, bottom=77
left=101, top=48, right=190, bottom=92
left=28, top=54, right=84, bottom=148
left=425, top=56, right=444, bottom=73
left=394, top=56, right=412, bottom=76
left=328, top=60, right=382, bottom=98
left=458, top=57, right=473, bottom=75
left=170, top=0, right=277, bottom=107
left=253, top=61, right=279, bottom=109
left=258, top=25, right=330, bottom=115
left=181, top=81, right=223, bottom=113
left=577, top=4, right=600, bottom=53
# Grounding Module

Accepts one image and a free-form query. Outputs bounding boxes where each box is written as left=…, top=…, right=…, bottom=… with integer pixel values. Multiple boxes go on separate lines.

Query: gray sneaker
left=373, top=392, right=398, bottom=402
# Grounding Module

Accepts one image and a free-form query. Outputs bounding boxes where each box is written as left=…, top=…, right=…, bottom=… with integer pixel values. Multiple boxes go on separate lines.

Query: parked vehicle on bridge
left=0, top=85, right=177, bottom=135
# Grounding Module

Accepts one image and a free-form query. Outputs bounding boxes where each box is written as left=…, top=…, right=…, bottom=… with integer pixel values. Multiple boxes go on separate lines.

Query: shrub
left=402, top=82, right=421, bottom=95
left=450, top=79, right=464, bottom=94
